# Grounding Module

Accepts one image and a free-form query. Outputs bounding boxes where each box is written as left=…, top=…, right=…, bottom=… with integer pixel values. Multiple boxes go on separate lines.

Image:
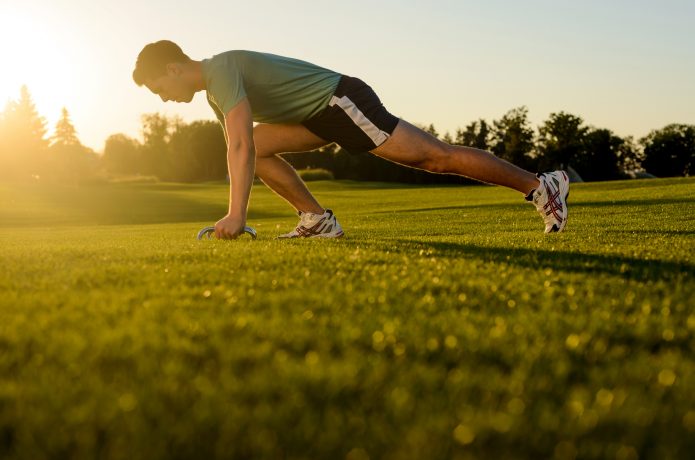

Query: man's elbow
left=227, top=139, right=255, bottom=155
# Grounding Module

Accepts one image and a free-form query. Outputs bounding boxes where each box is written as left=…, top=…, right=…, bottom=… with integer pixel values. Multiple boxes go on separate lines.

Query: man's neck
left=186, top=60, right=206, bottom=92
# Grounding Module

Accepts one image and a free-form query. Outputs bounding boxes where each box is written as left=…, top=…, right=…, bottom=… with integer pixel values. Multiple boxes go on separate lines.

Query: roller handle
left=197, top=226, right=257, bottom=240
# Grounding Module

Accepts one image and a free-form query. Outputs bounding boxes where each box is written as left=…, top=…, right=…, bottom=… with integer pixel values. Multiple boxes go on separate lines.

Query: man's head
left=133, top=40, right=198, bottom=103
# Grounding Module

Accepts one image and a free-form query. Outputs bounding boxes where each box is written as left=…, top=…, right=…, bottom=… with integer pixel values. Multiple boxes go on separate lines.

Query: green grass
left=0, top=177, right=694, bottom=460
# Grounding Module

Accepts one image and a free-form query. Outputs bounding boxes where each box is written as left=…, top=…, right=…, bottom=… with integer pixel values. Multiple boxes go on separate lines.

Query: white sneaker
left=527, top=170, right=570, bottom=233
left=277, top=209, right=344, bottom=239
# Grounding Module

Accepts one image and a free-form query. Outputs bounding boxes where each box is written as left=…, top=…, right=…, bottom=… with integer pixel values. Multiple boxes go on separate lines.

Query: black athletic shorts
left=301, top=75, right=400, bottom=154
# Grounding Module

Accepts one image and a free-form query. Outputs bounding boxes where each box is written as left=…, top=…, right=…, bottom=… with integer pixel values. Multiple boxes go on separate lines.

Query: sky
left=0, top=0, right=693, bottom=152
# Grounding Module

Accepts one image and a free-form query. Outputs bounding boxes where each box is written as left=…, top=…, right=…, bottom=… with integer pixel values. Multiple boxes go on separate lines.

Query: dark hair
left=132, top=40, right=191, bottom=86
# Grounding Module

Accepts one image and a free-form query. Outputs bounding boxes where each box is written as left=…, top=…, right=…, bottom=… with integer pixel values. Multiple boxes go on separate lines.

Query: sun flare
left=0, top=5, right=83, bottom=128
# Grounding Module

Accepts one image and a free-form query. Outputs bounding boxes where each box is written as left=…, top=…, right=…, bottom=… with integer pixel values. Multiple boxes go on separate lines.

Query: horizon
left=1, top=0, right=694, bottom=152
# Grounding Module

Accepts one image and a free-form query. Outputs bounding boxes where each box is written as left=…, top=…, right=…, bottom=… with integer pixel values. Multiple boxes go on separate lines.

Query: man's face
left=145, top=65, right=194, bottom=103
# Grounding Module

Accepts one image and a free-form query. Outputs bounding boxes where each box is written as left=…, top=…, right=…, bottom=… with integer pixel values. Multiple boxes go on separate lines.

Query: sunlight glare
left=0, top=5, right=85, bottom=129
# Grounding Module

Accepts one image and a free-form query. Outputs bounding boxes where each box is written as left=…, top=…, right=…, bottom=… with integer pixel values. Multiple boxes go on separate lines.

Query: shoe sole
left=309, top=231, right=344, bottom=239
left=276, top=231, right=344, bottom=239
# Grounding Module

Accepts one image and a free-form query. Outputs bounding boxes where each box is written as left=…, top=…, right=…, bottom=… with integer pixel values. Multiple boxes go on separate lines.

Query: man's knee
left=253, top=125, right=274, bottom=157
left=373, top=121, right=452, bottom=173
left=417, top=144, right=451, bottom=173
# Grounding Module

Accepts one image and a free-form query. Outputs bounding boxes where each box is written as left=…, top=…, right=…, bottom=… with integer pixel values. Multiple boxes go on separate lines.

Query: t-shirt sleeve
left=208, top=60, right=247, bottom=115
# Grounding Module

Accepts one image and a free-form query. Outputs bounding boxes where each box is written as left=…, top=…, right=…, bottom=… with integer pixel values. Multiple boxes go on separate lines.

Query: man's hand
left=214, top=214, right=247, bottom=239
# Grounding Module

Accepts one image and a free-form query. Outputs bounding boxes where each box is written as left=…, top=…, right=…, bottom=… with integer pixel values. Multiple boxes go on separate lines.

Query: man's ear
left=166, top=63, right=182, bottom=76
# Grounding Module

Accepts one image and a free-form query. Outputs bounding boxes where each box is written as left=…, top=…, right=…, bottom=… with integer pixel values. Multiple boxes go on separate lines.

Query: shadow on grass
left=1, top=184, right=287, bottom=227
left=572, top=177, right=695, bottom=191
left=372, top=205, right=496, bottom=214
left=372, top=239, right=694, bottom=282
left=370, top=196, right=695, bottom=216
left=606, top=229, right=695, bottom=236
left=571, top=198, right=695, bottom=208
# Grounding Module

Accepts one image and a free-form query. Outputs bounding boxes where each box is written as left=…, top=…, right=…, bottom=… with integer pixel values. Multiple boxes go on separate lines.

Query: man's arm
left=214, top=97, right=255, bottom=239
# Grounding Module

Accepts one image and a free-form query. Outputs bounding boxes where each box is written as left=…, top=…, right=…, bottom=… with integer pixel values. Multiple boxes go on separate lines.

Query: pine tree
left=425, top=123, right=439, bottom=139
left=15, top=86, right=48, bottom=150
left=48, top=107, right=98, bottom=184
left=0, top=85, right=48, bottom=178
left=51, top=107, right=81, bottom=147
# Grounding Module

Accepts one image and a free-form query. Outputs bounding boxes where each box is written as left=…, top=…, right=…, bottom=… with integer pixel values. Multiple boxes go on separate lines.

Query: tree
left=0, top=85, right=48, bottom=179
left=574, top=128, right=624, bottom=181
left=536, top=112, right=588, bottom=171
left=425, top=123, right=439, bottom=139
left=139, top=113, right=179, bottom=179
left=47, top=107, right=98, bottom=184
left=168, top=120, right=227, bottom=182
left=640, top=124, right=694, bottom=177
left=102, top=133, right=142, bottom=176
left=455, top=119, right=490, bottom=150
left=617, top=136, right=642, bottom=175
left=414, top=123, right=440, bottom=139
left=490, top=107, right=536, bottom=170
left=51, top=107, right=80, bottom=147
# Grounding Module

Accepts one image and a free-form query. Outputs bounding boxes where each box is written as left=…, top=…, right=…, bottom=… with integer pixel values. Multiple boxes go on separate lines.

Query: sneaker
left=277, top=209, right=344, bottom=239
left=527, top=170, right=570, bottom=233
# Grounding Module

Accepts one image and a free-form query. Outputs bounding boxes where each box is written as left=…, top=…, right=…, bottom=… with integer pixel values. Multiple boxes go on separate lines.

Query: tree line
left=1, top=86, right=692, bottom=185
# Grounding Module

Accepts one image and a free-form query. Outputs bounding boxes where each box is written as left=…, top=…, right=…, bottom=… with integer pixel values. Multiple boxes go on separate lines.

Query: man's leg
left=371, top=119, right=540, bottom=195
left=252, top=123, right=329, bottom=214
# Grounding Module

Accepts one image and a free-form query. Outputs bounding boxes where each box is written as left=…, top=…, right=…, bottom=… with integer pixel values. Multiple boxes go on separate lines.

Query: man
left=132, top=40, right=569, bottom=239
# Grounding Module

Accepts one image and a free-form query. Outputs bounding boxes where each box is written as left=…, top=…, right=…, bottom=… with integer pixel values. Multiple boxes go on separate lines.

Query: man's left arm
left=214, top=97, right=255, bottom=239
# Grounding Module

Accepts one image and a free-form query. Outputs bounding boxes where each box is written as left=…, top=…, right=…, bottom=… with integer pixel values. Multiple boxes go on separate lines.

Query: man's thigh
left=370, top=120, right=445, bottom=168
left=253, top=123, right=330, bottom=158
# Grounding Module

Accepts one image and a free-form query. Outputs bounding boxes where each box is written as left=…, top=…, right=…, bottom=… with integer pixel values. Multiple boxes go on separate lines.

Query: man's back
left=202, top=50, right=342, bottom=124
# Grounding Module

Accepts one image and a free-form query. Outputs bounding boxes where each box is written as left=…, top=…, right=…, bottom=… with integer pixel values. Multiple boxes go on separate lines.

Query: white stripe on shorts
left=329, top=95, right=390, bottom=146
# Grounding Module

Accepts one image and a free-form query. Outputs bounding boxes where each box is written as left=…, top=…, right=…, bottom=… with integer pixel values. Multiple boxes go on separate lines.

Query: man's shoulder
left=202, top=51, right=248, bottom=83
left=204, top=50, right=274, bottom=77
left=207, top=50, right=264, bottom=64
left=207, top=50, right=320, bottom=67
left=205, top=50, right=242, bottom=67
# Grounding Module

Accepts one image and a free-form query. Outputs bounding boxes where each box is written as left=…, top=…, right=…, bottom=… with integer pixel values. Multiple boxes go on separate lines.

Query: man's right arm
left=213, top=97, right=256, bottom=239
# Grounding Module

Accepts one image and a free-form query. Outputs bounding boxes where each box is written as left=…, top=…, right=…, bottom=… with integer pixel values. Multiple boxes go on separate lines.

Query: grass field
left=0, top=177, right=694, bottom=460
